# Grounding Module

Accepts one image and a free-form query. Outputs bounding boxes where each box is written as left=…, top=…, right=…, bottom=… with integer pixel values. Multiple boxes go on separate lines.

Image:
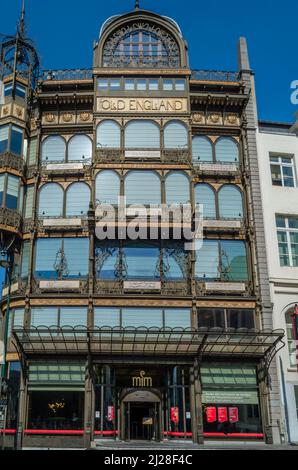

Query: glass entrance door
left=125, top=401, right=159, bottom=441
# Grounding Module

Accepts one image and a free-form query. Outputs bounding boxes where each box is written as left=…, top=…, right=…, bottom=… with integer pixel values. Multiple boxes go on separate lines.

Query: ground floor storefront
left=2, top=360, right=270, bottom=449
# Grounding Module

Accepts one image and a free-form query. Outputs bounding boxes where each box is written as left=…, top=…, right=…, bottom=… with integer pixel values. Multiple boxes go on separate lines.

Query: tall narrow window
left=21, top=241, right=30, bottom=278
left=195, top=240, right=219, bottom=279
left=215, top=137, right=239, bottom=163
left=165, top=172, right=190, bottom=204
left=192, top=136, right=213, bottom=163
left=41, top=136, right=66, bottom=162
left=38, top=183, right=63, bottom=217
left=285, top=310, right=297, bottom=368
left=10, top=126, right=23, bottom=156
left=220, top=240, right=248, bottom=281
left=125, top=120, right=160, bottom=148
left=68, top=135, right=92, bottom=161
left=0, top=174, right=4, bottom=206
left=125, top=171, right=161, bottom=205
left=276, top=215, right=298, bottom=266
left=24, top=185, right=34, bottom=219
left=28, top=138, right=37, bottom=166
left=195, top=184, right=216, bottom=218
left=6, top=175, right=19, bottom=210
left=66, top=182, right=90, bottom=216
left=218, top=185, right=243, bottom=219
left=96, top=170, right=120, bottom=205
left=164, top=121, right=188, bottom=149
left=0, top=125, right=9, bottom=153
left=96, top=120, right=121, bottom=148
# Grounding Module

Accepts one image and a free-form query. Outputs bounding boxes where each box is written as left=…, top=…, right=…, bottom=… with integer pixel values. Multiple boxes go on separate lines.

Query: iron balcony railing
left=40, top=69, right=93, bottom=81
left=191, top=70, right=240, bottom=82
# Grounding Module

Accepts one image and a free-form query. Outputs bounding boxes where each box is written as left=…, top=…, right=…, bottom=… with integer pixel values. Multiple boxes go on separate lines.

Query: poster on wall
left=229, top=407, right=239, bottom=423
left=107, top=405, right=115, bottom=422
left=171, top=407, right=179, bottom=423
left=206, top=406, right=217, bottom=423
left=218, top=407, right=228, bottom=423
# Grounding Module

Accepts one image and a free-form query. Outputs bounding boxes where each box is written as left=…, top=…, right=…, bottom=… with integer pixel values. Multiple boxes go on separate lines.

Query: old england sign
left=97, top=97, right=188, bottom=113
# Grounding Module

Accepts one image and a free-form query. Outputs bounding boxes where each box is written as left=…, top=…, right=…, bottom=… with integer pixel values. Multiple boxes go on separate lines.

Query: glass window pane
left=124, top=79, right=135, bottom=90
left=35, top=239, right=62, bottom=279
left=96, top=170, right=120, bottom=205
left=4, top=83, right=13, bottom=96
left=163, top=79, right=173, bottom=91
left=165, top=172, right=190, bottom=204
left=0, top=174, right=5, bottom=206
left=124, top=243, right=159, bottom=280
left=24, top=185, right=34, bottom=219
left=21, top=241, right=30, bottom=278
left=215, top=137, right=239, bottom=163
left=31, top=307, right=58, bottom=328
left=175, top=79, right=186, bottom=91
left=276, top=215, right=286, bottom=228
left=164, top=121, right=188, bottom=149
left=98, top=79, right=108, bottom=90
left=68, top=135, right=92, bottom=161
left=149, top=79, right=159, bottom=90
left=164, top=308, right=190, bottom=328
left=125, top=170, right=161, bottom=205
left=39, top=183, right=63, bottom=217
left=96, top=120, right=120, bottom=148
left=110, top=79, right=121, bottom=90
left=60, top=308, right=87, bottom=327
left=10, top=126, right=23, bottom=156
left=6, top=175, right=19, bottom=210
left=42, top=136, right=66, bottom=162
left=221, top=240, right=248, bottom=281
left=198, top=309, right=225, bottom=328
left=136, top=79, right=146, bottom=90
left=122, top=308, right=162, bottom=328
left=95, top=242, right=119, bottom=279
left=227, top=309, right=255, bottom=329
left=125, top=120, right=160, bottom=148
left=66, top=182, right=90, bottom=216
left=94, top=307, right=120, bottom=327
left=63, top=238, right=89, bottom=278
left=271, top=164, right=282, bottom=185
left=196, top=240, right=219, bottom=279
left=0, top=125, right=9, bottom=153
left=28, top=138, right=37, bottom=166
left=195, top=184, right=216, bottom=218
left=192, top=136, right=213, bottom=163
left=281, top=157, right=292, bottom=164
left=218, top=185, right=243, bottom=219
left=15, top=84, right=26, bottom=98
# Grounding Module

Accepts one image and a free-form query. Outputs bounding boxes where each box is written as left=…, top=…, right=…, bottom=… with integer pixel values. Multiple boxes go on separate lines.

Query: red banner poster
left=107, top=405, right=115, bottom=422
left=206, top=407, right=217, bottom=423
left=171, top=407, right=179, bottom=423
left=229, top=407, right=239, bottom=423
left=218, top=407, right=228, bottom=423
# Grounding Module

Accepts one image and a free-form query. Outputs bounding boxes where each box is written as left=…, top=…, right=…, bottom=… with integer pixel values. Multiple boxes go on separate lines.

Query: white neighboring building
left=257, top=120, right=298, bottom=443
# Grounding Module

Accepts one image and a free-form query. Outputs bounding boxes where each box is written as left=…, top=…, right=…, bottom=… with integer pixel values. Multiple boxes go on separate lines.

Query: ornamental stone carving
left=44, top=112, right=55, bottom=123
left=210, top=113, right=220, bottom=124
left=227, top=114, right=238, bottom=125
left=79, top=111, right=91, bottom=122
left=192, top=113, right=204, bottom=123
left=62, top=112, right=73, bottom=122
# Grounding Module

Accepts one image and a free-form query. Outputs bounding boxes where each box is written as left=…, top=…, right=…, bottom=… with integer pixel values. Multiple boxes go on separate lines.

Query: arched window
left=96, top=120, right=121, bottom=148
left=96, top=170, right=120, bottom=205
left=38, top=183, right=63, bottom=217
left=103, top=27, right=180, bottom=68
left=215, top=137, right=239, bottom=163
left=285, top=310, right=297, bottom=368
left=125, top=171, right=161, bottom=205
left=125, top=120, right=160, bottom=148
left=68, top=135, right=92, bottom=161
left=192, top=136, right=213, bottom=163
left=41, top=136, right=66, bottom=162
left=164, top=121, right=188, bottom=149
left=66, top=182, right=90, bottom=216
left=165, top=172, right=190, bottom=204
left=195, top=184, right=216, bottom=219
left=124, top=242, right=159, bottom=280
left=218, top=185, right=243, bottom=219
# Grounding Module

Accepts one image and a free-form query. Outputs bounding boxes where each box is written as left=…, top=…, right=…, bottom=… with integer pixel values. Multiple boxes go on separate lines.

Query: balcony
left=40, top=69, right=93, bottom=82
left=0, top=152, right=26, bottom=174
left=0, top=207, right=22, bottom=233
left=94, top=148, right=191, bottom=165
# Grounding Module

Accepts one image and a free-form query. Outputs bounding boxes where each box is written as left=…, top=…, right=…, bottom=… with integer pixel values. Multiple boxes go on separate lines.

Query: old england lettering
left=97, top=97, right=188, bottom=113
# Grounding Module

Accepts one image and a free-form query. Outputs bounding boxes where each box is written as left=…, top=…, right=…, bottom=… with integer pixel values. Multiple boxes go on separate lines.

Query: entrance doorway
left=121, top=389, right=161, bottom=441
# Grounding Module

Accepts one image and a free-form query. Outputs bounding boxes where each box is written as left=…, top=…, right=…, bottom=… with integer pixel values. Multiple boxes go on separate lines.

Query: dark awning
left=12, top=326, right=285, bottom=359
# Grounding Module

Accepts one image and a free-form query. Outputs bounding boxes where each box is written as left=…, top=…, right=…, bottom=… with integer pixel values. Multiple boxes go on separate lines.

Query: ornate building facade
left=0, top=5, right=284, bottom=448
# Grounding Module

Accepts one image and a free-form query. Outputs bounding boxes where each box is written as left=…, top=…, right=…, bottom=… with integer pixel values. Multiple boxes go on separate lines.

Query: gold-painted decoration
left=16, top=107, right=23, bottom=117
left=45, top=112, right=55, bottom=123
left=210, top=113, right=220, bottom=123
left=79, top=111, right=90, bottom=122
left=62, top=112, right=73, bottom=122
left=192, top=113, right=203, bottom=123
left=132, top=370, right=153, bottom=387
left=3, top=106, right=9, bottom=116
left=227, top=114, right=238, bottom=125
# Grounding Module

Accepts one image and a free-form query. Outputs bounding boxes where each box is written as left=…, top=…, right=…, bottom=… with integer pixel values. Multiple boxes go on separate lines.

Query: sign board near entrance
left=132, top=371, right=153, bottom=387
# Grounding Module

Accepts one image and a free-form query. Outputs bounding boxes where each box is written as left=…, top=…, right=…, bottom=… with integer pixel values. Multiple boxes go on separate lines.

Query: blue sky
left=0, top=0, right=297, bottom=122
